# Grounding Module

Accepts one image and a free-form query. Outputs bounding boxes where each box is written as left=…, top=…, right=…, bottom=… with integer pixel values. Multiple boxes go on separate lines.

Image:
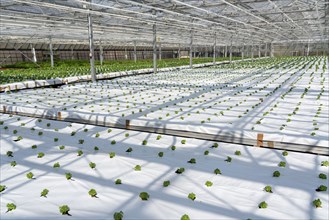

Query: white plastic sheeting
left=0, top=57, right=327, bottom=148
left=0, top=114, right=328, bottom=219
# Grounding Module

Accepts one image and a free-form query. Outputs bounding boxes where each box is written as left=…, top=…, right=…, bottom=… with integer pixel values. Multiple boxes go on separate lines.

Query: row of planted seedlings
left=1, top=115, right=328, bottom=218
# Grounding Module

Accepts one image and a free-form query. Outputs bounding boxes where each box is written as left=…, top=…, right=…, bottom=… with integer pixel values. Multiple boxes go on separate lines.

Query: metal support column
left=71, top=47, right=74, bottom=60
left=87, top=2, right=96, bottom=82
left=242, top=44, right=244, bottom=61
left=258, top=44, right=261, bottom=58
left=133, top=40, right=137, bottom=62
left=99, top=41, right=104, bottom=66
left=225, top=45, right=228, bottom=58
left=265, top=43, right=268, bottom=57
left=178, top=44, right=181, bottom=59
left=159, top=42, right=162, bottom=61
left=307, top=40, right=310, bottom=56
left=213, top=32, right=216, bottom=65
left=31, top=44, right=37, bottom=63
left=49, top=37, right=54, bottom=68
left=152, top=10, right=157, bottom=73
left=189, top=29, right=193, bottom=68
left=229, top=39, right=232, bottom=63
left=251, top=43, right=254, bottom=62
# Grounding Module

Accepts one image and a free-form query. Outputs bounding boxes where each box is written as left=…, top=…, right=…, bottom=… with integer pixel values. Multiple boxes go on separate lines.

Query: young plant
left=204, top=150, right=209, bottom=155
left=142, top=140, right=147, bottom=145
left=94, top=146, right=99, bottom=151
left=278, top=161, right=286, bottom=167
left=0, top=185, right=6, bottom=193
left=126, top=147, right=133, bottom=153
left=181, top=214, right=190, bottom=220
left=109, top=152, right=116, bottom=158
left=163, top=180, right=170, bottom=187
left=187, top=158, right=196, bottom=164
left=6, top=203, right=16, bottom=212
left=156, top=135, right=162, bottom=140
left=125, top=133, right=129, bottom=138
left=59, top=145, right=65, bottom=150
left=211, top=143, right=219, bottom=148
left=175, top=167, right=185, bottom=174
left=6, top=151, right=13, bottom=157
left=113, top=211, right=124, bottom=220
left=214, top=168, right=222, bottom=175
left=264, top=185, right=273, bottom=193
left=53, top=162, right=60, bottom=168
left=282, top=151, right=288, bottom=156
left=181, top=140, right=186, bottom=144
left=315, top=185, right=327, bottom=192
left=258, top=201, right=268, bottom=209
left=40, top=189, right=49, bottom=197
left=37, top=152, right=45, bottom=158
left=59, top=205, right=71, bottom=215
left=38, top=131, right=43, bottom=136
left=88, top=189, right=98, bottom=198
left=78, top=139, right=84, bottom=144
left=158, top=152, right=164, bottom=157
left=205, top=181, right=213, bottom=187
left=26, top=172, right=34, bottom=179
left=321, top=161, right=329, bottom=167
left=31, top=145, right=37, bottom=149
left=77, top=150, right=83, bottom=156
left=111, top=140, right=116, bottom=145
left=14, top=136, right=23, bottom=142
left=54, top=137, right=59, bottom=142
left=71, top=131, right=76, bottom=136
left=10, top=161, right=17, bottom=167
left=313, top=198, right=322, bottom=208
left=273, top=171, right=280, bottom=177
left=318, top=173, right=327, bottom=179
left=188, top=192, right=196, bottom=201
left=134, top=165, right=141, bottom=171
left=171, top=145, right=176, bottom=151
left=115, top=179, right=122, bottom=185
left=89, top=162, right=96, bottom=169
left=139, top=192, right=150, bottom=201
left=225, top=156, right=232, bottom=162
left=235, top=150, right=241, bottom=156
left=95, top=133, right=100, bottom=138
left=65, top=172, right=72, bottom=180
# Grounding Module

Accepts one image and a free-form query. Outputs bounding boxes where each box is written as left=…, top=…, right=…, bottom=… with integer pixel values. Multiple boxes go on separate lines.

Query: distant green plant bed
left=0, top=57, right=235, bottom=84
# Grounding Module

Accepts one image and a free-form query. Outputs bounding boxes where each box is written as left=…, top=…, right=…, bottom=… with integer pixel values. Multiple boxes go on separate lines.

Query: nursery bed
left=0, top=114, right=328, bottom=219
left=0, top=57, right=328, bottom=149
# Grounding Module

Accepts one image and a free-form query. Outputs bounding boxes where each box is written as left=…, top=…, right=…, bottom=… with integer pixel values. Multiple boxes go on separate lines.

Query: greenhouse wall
left=0, top=49, right=183, bottom=65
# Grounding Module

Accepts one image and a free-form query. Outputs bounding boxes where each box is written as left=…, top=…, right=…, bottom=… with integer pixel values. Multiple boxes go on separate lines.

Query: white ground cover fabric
left=0, top=57, right=328, bottom=147
left=0, top=114, right=328, bottom=219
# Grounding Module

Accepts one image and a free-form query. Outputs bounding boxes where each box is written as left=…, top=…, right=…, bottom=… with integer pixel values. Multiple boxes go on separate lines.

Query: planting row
left=0, top=114, right=328, bottom=219
left=1, top=56, right=328, bottom=147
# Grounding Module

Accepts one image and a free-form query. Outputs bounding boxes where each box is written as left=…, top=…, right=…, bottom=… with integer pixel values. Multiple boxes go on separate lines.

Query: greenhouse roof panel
left=0, top=0, right=327, bottom=46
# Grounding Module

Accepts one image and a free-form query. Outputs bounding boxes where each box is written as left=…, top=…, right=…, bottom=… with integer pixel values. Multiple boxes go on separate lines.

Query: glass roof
left=0, top=0, right=328, bottom=47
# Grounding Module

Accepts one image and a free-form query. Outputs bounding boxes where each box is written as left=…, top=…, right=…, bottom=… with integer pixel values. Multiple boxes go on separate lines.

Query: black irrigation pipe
left=1, top=110, right=328, bottom=156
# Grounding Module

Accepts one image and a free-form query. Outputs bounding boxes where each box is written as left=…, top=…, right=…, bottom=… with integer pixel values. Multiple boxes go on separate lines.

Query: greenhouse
left=0, top=0, right=328, bottom=219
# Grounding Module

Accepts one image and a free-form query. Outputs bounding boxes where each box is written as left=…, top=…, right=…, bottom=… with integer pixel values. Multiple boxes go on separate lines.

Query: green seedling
left=139, top=192, right=149, bottom=201
left=59, top=205, right=71, bottom=215
left=40, top=189, right=49, bottom=197
left=188, top=193, right=196, bottom=201
left=163, top=180, right=170, bottom=187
